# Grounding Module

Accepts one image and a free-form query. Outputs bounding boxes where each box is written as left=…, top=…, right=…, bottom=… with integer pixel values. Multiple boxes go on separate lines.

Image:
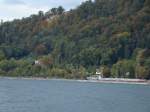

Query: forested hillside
left=0, top=0, right=149, bottom=79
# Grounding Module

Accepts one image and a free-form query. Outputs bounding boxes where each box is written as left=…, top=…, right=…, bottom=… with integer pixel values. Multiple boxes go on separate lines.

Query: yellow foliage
left=117, top=32, right=131, bottom=37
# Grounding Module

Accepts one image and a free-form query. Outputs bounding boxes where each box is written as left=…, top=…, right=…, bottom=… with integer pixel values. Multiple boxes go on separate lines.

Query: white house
left=87, top=69, right=103, bottom=80
left=96, top=69, right=103, bottom=78
left=35, top=60, right=43, bottom=65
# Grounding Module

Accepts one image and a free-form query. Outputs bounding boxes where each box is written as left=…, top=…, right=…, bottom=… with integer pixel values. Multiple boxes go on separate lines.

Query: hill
left=0, top=0, right=149, bottom=79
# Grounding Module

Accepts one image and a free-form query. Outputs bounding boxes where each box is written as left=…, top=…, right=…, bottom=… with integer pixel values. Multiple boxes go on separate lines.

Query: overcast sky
left=0, top=0, right=88, bottom=21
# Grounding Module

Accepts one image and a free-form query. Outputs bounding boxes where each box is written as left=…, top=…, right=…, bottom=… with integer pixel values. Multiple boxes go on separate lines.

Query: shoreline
left=0, top=76, right=150, bottom=85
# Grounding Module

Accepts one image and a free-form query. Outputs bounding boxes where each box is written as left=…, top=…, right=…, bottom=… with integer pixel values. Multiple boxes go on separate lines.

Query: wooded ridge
left=0, top=0, right=149, bottom=79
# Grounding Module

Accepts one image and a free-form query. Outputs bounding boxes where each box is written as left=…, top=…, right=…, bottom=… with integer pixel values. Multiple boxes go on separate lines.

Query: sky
left=0, top=0, right=88, bottom=21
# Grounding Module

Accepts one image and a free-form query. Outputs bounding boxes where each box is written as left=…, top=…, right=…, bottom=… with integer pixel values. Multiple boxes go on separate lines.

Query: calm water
left=0, top=78, right=150, bottom=112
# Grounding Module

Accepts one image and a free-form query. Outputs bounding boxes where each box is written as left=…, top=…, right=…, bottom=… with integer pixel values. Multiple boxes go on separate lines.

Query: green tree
left=111, top=59, right=135, bottom=78
left=57, top=6, right=65, bottom=15
left=101, top=66, right=111, bottom=78
left=135, top=65, right=149, bottom=79
left=0, top=59, right=17, bottom=72
left=0, top=50, right=5, bottom=61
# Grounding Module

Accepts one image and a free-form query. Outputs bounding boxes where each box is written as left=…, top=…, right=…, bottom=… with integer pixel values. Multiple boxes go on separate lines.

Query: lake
left=0, top=78, right=150, bottom=112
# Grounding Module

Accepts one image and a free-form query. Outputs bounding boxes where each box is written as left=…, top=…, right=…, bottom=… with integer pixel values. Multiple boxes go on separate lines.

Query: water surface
left=0, top=78, right=150, bottom=112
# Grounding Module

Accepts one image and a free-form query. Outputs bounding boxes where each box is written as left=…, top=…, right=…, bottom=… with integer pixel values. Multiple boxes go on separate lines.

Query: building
left=96, top=69, right=103, bottom=78
left=35, top=60, right=43, bottom=66
left=86, top=69, right=103, bottom=80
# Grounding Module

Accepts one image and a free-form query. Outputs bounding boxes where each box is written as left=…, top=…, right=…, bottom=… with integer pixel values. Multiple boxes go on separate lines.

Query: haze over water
left=0, top=78, right=150, bottom=112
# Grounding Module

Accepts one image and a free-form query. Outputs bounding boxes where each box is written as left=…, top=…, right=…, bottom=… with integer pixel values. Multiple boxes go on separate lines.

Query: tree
left=101, top=66, right=111, bottom=78
left=34, top=44, right=48, bottom=55
left=0, top=59, right=17, bottom=72
left=0, top=50, right=5, bottom=61
left=135, top=65, right=149, bottom=79
left=38, top=11, right=44, bottom=17
left=135, top=49, right=150, bottom=79
left=39, top=55, right=53, bottom=67
left=136, top=49, right=146, bottom=66
left=51, top=8, right=57, bottom=15
left=57, top=6, right=65, bottom=15
left=111, top=59, right=135, bottom=78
